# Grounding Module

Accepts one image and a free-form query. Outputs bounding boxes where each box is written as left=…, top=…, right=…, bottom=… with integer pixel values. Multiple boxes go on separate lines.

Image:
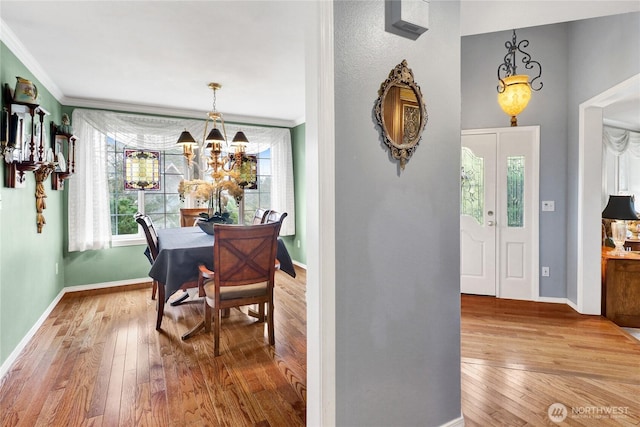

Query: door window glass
left=507, top=156, right=525, bottom=227
left=461, top=147, right=484, bottom=225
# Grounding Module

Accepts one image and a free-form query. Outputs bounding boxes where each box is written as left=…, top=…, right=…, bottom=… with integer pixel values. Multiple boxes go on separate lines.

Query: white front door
left=461, top=127, right=540, bottom=300
left=460, top=133, right=497, bottom=295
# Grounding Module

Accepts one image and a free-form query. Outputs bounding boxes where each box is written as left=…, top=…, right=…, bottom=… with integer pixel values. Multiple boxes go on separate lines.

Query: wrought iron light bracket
left=497, top=30, right=543, bottom=93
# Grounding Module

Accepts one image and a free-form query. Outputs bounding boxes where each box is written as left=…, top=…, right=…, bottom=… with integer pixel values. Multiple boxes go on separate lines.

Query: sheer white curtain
left=69, top=109, right=295, bottom=251
left=602, top=126, right=640, bottom=208
left=228, top=124, right=296, bottom=236
left=68, top=121, right=111, bottom=251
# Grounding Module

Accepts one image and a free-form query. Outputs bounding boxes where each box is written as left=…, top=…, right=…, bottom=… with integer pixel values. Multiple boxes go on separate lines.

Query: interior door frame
left=462, top=126, right=540, bottom=301
left=305, top=2, right=336, bottom=426
left=577, top=74, right=640, bottom=315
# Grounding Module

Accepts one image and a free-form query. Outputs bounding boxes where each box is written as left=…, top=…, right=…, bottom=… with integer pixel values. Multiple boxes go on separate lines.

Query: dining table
left=148, top=226, right=296, bottom=303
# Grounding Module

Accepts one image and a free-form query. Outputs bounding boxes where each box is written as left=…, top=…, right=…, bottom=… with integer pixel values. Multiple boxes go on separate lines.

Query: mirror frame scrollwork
left=374, top=60, right=428, bottom=170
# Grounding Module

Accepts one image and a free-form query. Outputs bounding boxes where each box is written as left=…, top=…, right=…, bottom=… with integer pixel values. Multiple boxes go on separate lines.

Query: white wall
left=334, top=1, right=462, bottom=425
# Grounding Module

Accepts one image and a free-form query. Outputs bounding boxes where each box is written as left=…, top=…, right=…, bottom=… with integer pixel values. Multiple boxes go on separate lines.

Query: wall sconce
left=2, top=83, right=48, bottom=188
left=51, top=119, right=76, bottom=191
left=2, top=81, right=75, bottom=232
left=497, top=30, right=543, bottom=126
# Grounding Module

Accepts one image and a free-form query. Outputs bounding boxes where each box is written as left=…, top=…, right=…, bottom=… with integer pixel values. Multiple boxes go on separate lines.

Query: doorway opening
left=576, top=73, right=640, bottom=314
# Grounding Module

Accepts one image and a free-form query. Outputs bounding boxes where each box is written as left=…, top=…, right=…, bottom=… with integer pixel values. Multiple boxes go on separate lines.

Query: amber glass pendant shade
left=497, top=75, right=531, bottom=126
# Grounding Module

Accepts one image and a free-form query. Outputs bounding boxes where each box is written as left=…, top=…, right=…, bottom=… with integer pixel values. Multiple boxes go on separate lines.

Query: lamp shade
left=602, top=195, right=639, bottom=220
left=205, top=127, right=225, bottom=143
left=177, top=130, right=196, bottom=145
left=232, top=131, right=249, bottom=144
left=497, top=75, right=532, bottom=117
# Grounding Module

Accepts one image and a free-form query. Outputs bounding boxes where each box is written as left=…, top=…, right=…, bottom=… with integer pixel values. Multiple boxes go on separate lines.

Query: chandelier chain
left=211, top=87, right=217, bottom=114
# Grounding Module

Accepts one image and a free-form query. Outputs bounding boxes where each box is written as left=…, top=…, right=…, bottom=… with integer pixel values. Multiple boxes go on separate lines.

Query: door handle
left=487, top=220, right=495, bottom=227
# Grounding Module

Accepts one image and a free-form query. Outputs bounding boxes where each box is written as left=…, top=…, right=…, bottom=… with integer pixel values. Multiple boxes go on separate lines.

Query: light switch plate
left=542, top=200, right=555, bottom=212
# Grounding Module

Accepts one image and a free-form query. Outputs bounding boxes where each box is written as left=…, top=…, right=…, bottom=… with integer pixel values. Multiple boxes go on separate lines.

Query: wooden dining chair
left=265, top=210, right=287, bottom=227
left=195, top=222, right=281, bottom=356
left=135, top=212, right=184, bottom=330
left=252, top=208, right=271, bottom=225
left=134, top=212, right=159, bottom=300
left=180, top=207, right=209, bottom=227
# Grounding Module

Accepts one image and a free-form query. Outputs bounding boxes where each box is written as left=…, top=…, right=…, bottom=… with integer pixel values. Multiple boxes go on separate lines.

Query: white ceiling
left=1, top=1, right=639, bottom=129
left=1, top=1, right=309, bottom=127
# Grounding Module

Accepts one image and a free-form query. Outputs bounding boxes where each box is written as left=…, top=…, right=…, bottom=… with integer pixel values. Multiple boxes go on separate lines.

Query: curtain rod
left=603, top=119, right=640, bottom=133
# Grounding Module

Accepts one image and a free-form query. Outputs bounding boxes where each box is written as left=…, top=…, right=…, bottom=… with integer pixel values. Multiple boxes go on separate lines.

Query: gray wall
left=461, top=12, right=640, bottom=299
left=565, top=12, right=640, bottom=302
left=462, top=24, right=569, bottom=298
left=334, top=2, right=462, bottom=426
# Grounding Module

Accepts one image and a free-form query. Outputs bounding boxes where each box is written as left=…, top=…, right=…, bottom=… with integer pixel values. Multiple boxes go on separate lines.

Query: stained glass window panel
left=124, top=149, right=160, bottom=191
left=507, top=156, right=525, bottom=227
left=461, top=147, right=484, bottom=224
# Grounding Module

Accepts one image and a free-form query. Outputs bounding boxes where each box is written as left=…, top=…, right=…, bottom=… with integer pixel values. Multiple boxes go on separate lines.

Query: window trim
left=111, top=234, right=146, bottom=247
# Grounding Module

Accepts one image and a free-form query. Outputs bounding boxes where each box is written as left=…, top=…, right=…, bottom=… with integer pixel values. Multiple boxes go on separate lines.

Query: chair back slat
left=134, top=212, right=159, bottom=260
left=265, top=210, right=287, bottom=226
left=252, top=208, right=271, bottom=225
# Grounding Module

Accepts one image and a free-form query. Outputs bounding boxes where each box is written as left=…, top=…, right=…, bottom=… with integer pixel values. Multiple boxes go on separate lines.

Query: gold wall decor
left=374, top=60, right=428, bottom=170
left=34, top=163, right=55, bottom=233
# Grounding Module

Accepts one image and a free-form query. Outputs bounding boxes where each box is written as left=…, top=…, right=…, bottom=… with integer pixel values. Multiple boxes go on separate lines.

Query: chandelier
left=496, top=30, right=543, bottom=126
left=176, top=83, right=256, bottom=221
left=176, top=82, right=248, bottom=167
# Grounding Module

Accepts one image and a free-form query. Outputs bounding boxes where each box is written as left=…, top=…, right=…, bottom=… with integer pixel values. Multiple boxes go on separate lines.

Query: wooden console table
left=625, top=239, right=640, bottom=251
left=601, top=247, right=640, bottom=327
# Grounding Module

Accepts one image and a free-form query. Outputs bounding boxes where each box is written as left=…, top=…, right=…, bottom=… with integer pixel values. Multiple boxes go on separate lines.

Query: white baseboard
left=0, top=278, right=150, bottom=381
left=536, top=296, right=594, bottom=315
left=292, top=260, right=307, bottom=270
left=64, top=277, right=151, bottom=293
left=537, top=296, right=569, bottom=304
left=441, top=415, right=465, bottom=427
left=565, top=298, right=580, bottom=313
left=0, top=288, right=65, bottom=381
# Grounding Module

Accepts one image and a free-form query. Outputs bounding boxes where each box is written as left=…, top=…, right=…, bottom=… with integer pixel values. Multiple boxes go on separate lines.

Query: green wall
left=0, top=42, right=307, bottom=367
left=281, top=123, right=306, bottom=265
left=1, top=42, right=64, bottom=364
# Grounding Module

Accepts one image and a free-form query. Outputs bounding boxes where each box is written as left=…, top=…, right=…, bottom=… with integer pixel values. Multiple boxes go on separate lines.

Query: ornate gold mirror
left=374, top=60, right=428, bottom=170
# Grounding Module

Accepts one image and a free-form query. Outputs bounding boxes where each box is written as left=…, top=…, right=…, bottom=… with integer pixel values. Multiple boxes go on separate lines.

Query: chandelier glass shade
left=497, top=75, right=532, bottom=126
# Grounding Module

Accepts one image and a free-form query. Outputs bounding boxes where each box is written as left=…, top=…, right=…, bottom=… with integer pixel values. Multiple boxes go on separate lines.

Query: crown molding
left=292, top=115, right=307, bottom=127
left=62, top=96, right=298, bottom=128
left=2, top=19, right=302, bottom=128
left=1, top=19, right=64, bottom=102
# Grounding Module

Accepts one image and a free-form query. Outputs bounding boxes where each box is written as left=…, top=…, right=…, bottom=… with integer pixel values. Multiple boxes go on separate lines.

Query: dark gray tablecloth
left=147, top=227, right=295, bottom=301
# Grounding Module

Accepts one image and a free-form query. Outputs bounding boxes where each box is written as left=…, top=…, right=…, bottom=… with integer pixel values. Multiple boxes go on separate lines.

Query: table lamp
left=602, top=195, right=639, bottom=255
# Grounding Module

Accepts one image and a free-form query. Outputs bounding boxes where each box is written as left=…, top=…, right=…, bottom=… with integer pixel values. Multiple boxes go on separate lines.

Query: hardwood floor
left=461, top=295, right=640, bottom=426
left=2, top=273, right=639, bottom=426
left=0, top=268, right=306, bottom=427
